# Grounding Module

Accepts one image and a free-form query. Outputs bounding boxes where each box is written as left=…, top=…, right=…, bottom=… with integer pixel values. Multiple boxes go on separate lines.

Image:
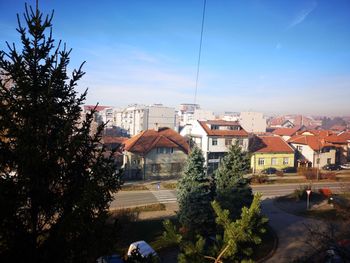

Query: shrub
left=276, top=171, right=284, bottom=177
left=298, top=168, right=320, bottom=180
left=292, top=185, right=311, bottom=201
left=320, top=172, right=336, bottom=180
left=251, top=174, right=269, bottom=184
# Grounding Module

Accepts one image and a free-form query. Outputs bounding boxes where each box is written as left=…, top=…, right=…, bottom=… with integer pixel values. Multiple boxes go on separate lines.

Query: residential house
left=288, top=134, right=337, bottom=168
left=123, top=127, right=189, bottom=180
left=323, top=131, right=350, bottom=164
left=250, top=136, right=295, bottom=173
left=180, top=120, right=249, bottom=174
left=272, top=127, right=303, bottom=141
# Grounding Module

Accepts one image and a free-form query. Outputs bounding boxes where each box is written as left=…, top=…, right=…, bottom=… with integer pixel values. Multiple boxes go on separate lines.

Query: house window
left=156, top=147, right=173, bottom=154
left=271, top=158, right=277, bottom=165
left=211, top=125, right=219, bottom=130
left=151, top=164, right=161, bottom=173
left=327, top=158, right=332, bottom=164
left=225, top=139, right=232, bottom=146
left=283, top=157, right=289, bottom=165
left=238, top=139, right=244, bottom=146
left=258, top=158, right=265, bottom=165
left=171, top=163, right=182, bottom=173
left=297, top=146, right=303, bottom=151
left=316, top=158, right=320, bottom=164
left=212, top=138, right=218, bottom=146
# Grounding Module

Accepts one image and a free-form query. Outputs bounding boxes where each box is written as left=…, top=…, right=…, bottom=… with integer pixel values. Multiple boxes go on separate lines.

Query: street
left=111, top=181, right=350, bottom=209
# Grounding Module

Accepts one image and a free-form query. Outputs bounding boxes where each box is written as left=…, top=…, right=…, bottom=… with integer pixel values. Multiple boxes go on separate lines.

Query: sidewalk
left=262, top=199, right=322, bottom=262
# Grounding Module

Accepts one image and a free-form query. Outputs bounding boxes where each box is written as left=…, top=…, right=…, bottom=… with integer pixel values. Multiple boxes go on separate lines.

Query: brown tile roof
left=288, top=135, right=334, bottom=151
left=123, top=128, right=189, bottom=154
left=198, top=121, right=248, bottom=137
left=252, top=136, right=294, bottom=153
left=272, top=127, right=300, bottom=137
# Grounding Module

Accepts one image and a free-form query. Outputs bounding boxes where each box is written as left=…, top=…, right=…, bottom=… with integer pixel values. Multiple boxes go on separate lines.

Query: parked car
left=281, top=167, right=297, bottom=173
left=340, top=163, right=350, bottom=170
left=261, top=167, right=277, bottom=174
left=127, top=240, right=158, bottom=259
left=323, top=164, right=342, bottom=171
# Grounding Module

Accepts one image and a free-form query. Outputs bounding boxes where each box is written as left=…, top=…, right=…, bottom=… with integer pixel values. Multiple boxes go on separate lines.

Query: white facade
left=239, top=112, right=267, bottom=133
left=290, top=143, right=336, bottom=168
left=114, top=104, right=175, bottom=136
left=180, top=120, right=249, bottom=174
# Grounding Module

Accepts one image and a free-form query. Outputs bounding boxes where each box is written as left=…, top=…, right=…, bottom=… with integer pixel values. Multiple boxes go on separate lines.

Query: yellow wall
left=251, top=152, right=295, bottom=172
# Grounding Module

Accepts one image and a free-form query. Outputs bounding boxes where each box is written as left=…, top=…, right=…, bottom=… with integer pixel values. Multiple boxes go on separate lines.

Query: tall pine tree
left=0, top=4, right=122, bottom=262
left=177, top=146, right=215, bottom=236
left=215, top=143, right=253, bottom=219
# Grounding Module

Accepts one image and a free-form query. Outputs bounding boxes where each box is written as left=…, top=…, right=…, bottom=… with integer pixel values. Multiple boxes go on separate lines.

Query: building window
left=316, top=158, right=320, bottom=164
left=238, top=139, right=244, bottom=146
left=327, top=158, right=332, bottom=164
left=297, top=145, right=303, bottom=151
left=156, top=147, right=173, bottom=154
left=225, top=139, right=232, bottom=146
left=283, top=157, right=289, bottom=165
left=151, top=164, right=161, bottom=173
left=212, top=138, right=218, bottom=146
left=258, top=158, right=265, bottom=165
left=211, top=125, right=219, bottom=130
left=271, top=158, right=277, bottom=165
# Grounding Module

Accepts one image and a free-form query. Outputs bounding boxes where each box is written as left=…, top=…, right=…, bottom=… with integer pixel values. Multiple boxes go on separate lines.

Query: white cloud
left=288, top=1, right=317, bottom=29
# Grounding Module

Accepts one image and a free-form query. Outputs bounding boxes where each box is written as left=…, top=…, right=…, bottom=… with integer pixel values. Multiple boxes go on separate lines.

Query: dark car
left=261, top=167, right=277, bottom=174
left=281, top=167, right=297, bottom=173
left=323, top=164, right=342, bottom=171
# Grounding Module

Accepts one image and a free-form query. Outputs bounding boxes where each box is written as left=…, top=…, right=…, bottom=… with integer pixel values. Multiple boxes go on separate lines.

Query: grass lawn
left=121, top=184, right=148, bottom=191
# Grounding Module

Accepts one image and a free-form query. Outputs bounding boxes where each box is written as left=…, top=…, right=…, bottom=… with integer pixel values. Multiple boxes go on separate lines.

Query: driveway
left=262, top=198, right=321, bottom=262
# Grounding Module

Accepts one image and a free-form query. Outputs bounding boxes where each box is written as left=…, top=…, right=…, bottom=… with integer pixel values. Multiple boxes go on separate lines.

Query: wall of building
left=123, top=148, right=187, bottom=180
left=251, top=152, right=295, bottom=172
left=239, top=112, right=267, bottom=133
left=147, top=105, right=175, bottom=130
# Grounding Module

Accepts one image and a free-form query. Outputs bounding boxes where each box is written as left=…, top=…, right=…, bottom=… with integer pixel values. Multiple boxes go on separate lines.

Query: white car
left=127, top=240, right=158, bottom=258
left=340, top=163, right=350, bottom=169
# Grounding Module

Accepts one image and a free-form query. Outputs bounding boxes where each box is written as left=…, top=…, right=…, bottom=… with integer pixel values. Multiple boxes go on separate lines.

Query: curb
left=257, top=225, right=279, bottom=263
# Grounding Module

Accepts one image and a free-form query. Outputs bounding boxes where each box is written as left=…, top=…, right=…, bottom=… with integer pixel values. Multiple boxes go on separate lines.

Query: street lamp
left=306, top=189, right=311, bottom=210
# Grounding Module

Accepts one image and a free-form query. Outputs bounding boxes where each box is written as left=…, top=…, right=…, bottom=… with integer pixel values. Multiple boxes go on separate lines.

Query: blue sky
left=1, top=0, right=350, bottom=116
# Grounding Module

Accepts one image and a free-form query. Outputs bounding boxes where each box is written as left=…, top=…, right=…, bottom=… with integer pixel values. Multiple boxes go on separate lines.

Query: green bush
left=292, top=185, right=311, bottom=201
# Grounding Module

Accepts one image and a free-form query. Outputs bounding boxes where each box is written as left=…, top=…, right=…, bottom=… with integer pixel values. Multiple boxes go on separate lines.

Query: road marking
left=150, top=190, right=177, bottom=204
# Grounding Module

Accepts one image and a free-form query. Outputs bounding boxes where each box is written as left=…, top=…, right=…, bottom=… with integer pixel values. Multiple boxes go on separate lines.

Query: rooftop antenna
left=194, top=0, right=207, bottom=105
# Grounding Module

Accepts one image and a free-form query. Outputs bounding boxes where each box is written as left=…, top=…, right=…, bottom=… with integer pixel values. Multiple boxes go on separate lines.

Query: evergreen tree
left=215, top=143, right=253, bottom=219
left=0, top=5, right=122, bottom=262
left=177, top=146, right=215, bottom=236
left=211, top=193, right=268, bottom=261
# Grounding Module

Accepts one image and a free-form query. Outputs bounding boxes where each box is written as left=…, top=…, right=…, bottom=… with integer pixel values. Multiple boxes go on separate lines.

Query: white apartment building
left=239, top=112, right=267, bottom=133
left=114, top=104, right=175, bottom=136
left=180, top=120, right=249, bottom=174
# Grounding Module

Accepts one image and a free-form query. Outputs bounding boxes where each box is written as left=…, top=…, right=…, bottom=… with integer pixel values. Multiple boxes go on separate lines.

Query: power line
left=194, top=0, right=206, bottom=105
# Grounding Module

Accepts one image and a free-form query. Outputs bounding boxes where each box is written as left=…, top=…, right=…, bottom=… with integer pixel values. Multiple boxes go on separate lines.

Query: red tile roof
left=198, top=121, right=248, bottom=137
left=288, top=135, right=334, bottom=151
left=272, top=127, right=300, bottom=137
left=123, top=128, right=189, bottom=154
left=252, top=136, right=294, bottom=153
left=325, top=132, right=350, bottom=144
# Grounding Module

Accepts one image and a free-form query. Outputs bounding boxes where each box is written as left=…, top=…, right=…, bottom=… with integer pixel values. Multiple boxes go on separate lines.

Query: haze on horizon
left=1, top=0, right=350, bottom=116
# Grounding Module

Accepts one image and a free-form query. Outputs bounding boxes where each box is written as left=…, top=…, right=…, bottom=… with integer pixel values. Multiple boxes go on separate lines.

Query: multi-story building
left=180, top=120, right=249, bottom=174
left=114, top=104, right=176, bottom=137
left=239, top=112, right=267, bottom=133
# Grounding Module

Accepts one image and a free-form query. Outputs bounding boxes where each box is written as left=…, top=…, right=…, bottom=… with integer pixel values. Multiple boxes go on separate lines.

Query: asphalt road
left=111, top=181, right=350, bottom=209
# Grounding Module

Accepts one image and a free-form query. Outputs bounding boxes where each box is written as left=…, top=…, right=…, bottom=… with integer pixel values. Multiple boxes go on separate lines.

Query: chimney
left=154, top=122, right=159, bottom=131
